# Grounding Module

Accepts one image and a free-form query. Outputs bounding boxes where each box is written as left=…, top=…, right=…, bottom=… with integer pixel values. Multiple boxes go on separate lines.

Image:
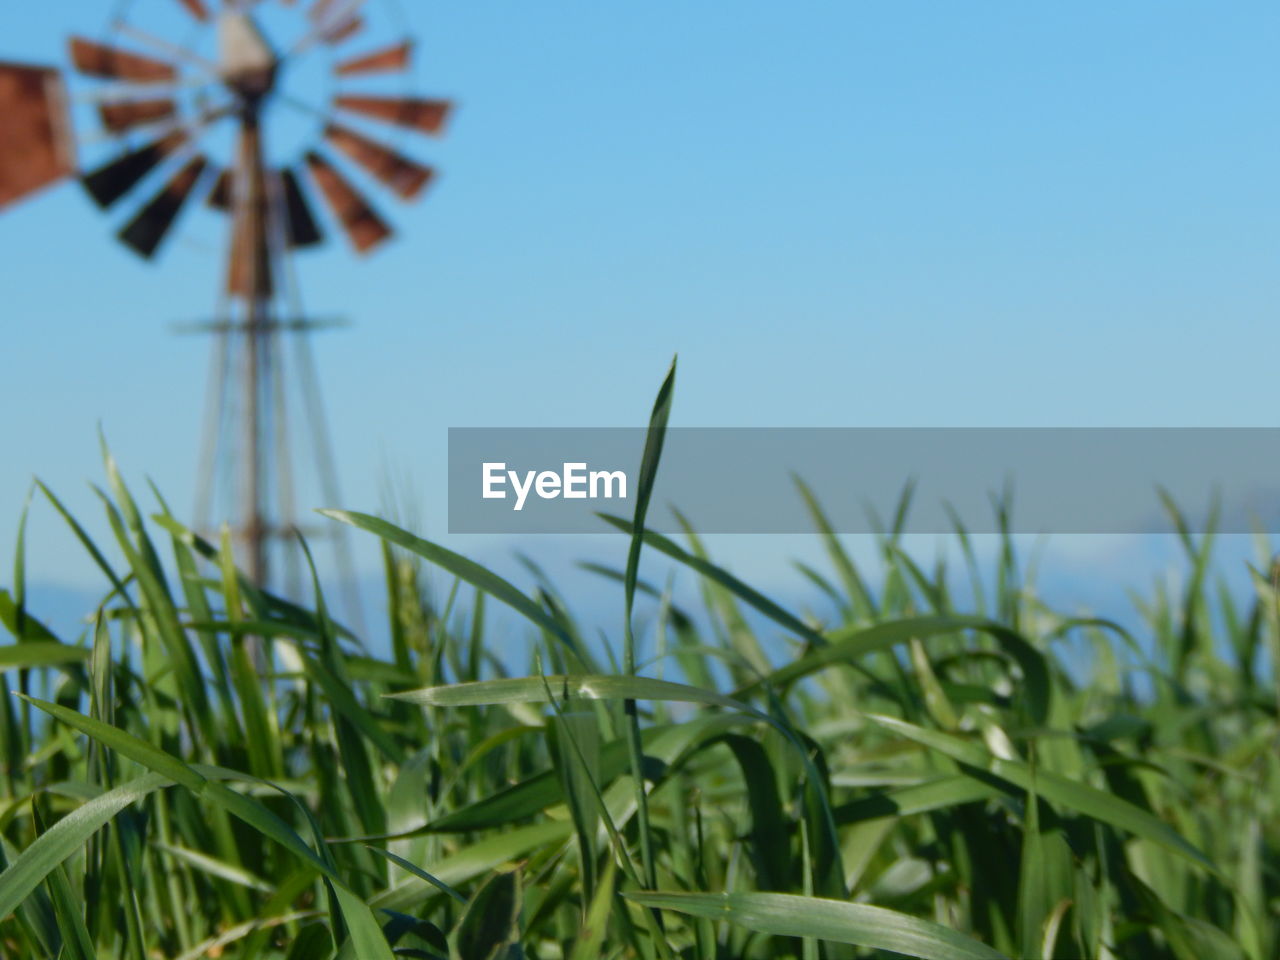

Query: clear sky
left=3, top=1, right=1278, bottom=604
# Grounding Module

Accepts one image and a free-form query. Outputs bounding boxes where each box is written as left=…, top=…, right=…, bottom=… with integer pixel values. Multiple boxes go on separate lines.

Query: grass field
left=0, top=366, right=1275, bottom=959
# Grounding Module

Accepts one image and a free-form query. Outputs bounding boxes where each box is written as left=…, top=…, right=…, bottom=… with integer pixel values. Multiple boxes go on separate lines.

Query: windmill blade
left=280, top=168, right=323, bottom=247
left=333, top=95, right=451, bottom=135
left=81, top=131, right=187, bottom=208
left=207, top=167, right=232, bottom=210
left=292, top=0, right=364, bottom=56
left=323, top=122, right=433, bottom=200
left=308, top=0, right=340, bottom=21
left=113, top=24, right=220, bottom=77
left=69, top=36, right=177, bottom=83
left=118, top=155, right=208, bottom=258
left=309, top=0, right=363, bottom=24
left=98, top=98, right=176, bottom=133
left=334, top=40, right=412, bottom=76
left=304, top=150, right=391, bottom=253
left=324, top=16, right=364, bottom=45
left=175, top=0, right=210, bottom=21
left=0, top=61, right=75, bottom=210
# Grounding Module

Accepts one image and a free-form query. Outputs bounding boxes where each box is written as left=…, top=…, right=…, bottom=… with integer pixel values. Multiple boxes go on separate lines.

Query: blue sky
left=3, top=2, right=1278, bottom=609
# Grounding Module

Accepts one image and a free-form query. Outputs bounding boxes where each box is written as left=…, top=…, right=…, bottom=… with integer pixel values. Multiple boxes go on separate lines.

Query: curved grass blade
left=792, top=474, right=876, bottom=620
left=34, top=480, right=135, bottom=613
left=405, top=715, right=745, bottom=837
left=154, top=842, right=275, bottom=893
left=174, top=911, right=321, bottom=960
left=319, top=509, right=589, bottom=667
left=299, top=647, right=404, bottom=763
left=739, top=615, right=1051, bottom=725
left=625, top=891, right=1009, bottom=960
left=28, top=801, right=94, bottom=960
left=0, top=592, right=61, bottom=645
left=450, top=867, right=522, bottom=960
left=866, top=713, right=1217, bottom=874
left=0, top=835, right=61, bottom=959
left=621, top=357, right=676, bottom=892
left=365, top=846, right=467, bottom=905
left=19, top=696, right=395, bottom=959
left=386, top=673, right=764, bottom=720
left=598, top=515, right=824, bottom=650
left=623, top=356, right=675, bottom=667
left=370, top=821, right=573, bottom=915
left=0, top=643, right=91, bottom=669
left=568, top=858, right=616, bottom=960
left=833, top=775, right=1002, bottom=825
left=0, top=772, right=170, bottom=921
left=92, top=483, right=214, bottom=742
left=718, top=733, right=790, bottom=890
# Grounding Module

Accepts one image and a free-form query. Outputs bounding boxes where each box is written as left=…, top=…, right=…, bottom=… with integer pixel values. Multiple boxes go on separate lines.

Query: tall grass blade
left=625, top=891, right=1009, bottom=959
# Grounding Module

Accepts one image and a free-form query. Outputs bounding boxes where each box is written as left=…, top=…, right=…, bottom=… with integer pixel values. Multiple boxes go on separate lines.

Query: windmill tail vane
left=0, top=0, right=452, bottom=605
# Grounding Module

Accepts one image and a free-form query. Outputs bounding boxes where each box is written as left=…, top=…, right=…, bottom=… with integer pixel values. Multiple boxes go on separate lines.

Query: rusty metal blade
left=118, top=155, right=208, bottom=258
left=323, top=122, right=433, bottom=200
left=0, top=61, right=75, bottom=210
left=334, top=40, right=411, bottom=76
left=98, top=98, right=176, bottom=133
left=324, top=16, right=363, bottom=45
left=333, top=94, right=451, bottom=135
left=175, top=0, right=209, bottom=20
left=310, top=0, right=365, bottom=22
left=81, top=131, right=187, bottom=208
left=207, top=167, right=232, bottom=210
left=304, top=150, right=391, bottom=253
left=308, top=0, right=339, bottom=21
left=280, top=168, right=323, bottom=247
left=70, top=36, right=177, bottom=83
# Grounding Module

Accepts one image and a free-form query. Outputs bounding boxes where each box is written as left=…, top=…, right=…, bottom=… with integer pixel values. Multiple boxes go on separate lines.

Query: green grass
left=0, top=366, right=1276, bottom=958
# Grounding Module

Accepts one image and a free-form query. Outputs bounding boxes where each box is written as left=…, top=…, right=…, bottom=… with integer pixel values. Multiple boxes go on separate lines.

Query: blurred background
left=3, top=1, right=1278, bottom=644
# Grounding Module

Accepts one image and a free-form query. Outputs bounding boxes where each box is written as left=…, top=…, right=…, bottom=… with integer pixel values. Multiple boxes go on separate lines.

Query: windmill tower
left=0, top=0, right=452, bottom=598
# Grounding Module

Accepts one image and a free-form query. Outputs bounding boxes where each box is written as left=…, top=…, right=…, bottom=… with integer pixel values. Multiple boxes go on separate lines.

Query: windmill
left=0, top=0, right=451, bottom=598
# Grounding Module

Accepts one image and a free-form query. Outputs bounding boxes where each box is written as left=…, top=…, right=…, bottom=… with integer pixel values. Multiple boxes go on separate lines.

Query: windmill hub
left=218, top=12, right=277, bottom=104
